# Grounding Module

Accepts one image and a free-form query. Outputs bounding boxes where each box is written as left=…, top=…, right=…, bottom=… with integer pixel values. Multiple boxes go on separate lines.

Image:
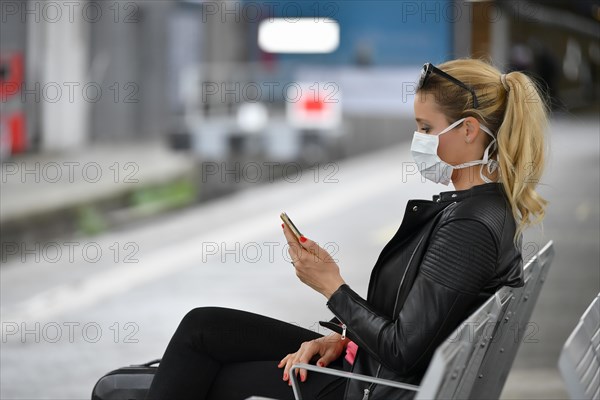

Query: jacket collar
left=388, top=183, right=504, bottom=257
left=432, top=182, right=503, bottom=203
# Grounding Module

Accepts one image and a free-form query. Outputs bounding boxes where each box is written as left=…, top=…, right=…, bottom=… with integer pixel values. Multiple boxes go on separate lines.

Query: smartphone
left=280, top=212, right=303, bottom=240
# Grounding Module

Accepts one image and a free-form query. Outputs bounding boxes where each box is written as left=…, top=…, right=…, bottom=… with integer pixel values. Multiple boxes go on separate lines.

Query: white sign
left=258, top=18, right=340, bottom=54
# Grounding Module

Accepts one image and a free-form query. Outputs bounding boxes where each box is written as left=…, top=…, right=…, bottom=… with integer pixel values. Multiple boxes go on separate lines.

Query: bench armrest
left=288, top=363, right=420, bottom=400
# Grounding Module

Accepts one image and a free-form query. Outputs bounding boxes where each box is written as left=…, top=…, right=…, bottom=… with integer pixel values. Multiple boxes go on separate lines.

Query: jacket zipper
left=362, top=233, right=426, bottom=399
left=341, top=202, right=457, bottom=399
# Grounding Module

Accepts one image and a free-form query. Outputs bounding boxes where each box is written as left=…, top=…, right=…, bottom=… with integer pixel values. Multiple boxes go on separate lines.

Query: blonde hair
left=417, top=58, right=550, bottom=246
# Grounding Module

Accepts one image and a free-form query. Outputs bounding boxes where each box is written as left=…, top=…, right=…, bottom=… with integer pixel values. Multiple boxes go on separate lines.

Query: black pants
left=145, top=307, right=350, bottom=400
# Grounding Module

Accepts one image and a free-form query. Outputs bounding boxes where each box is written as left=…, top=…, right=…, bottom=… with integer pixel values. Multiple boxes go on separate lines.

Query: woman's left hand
left=281, top=223, right=346, bottom=299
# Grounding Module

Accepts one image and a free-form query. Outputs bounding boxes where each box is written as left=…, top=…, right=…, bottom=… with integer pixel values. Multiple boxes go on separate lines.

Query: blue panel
left=245, top=0, right=454, bottom=66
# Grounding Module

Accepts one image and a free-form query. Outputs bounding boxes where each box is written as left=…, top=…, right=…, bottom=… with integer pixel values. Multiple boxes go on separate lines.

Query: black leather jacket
left=319, top=182, right=524, bottom=400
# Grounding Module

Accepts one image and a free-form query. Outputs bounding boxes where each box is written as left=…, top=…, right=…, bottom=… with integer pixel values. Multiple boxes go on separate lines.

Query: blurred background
left=1, top=0, right=599, bottom=398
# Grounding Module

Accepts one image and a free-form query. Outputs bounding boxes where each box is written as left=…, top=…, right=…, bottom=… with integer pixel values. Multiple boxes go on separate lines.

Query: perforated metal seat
left=558, top=292, right=600, bottom=400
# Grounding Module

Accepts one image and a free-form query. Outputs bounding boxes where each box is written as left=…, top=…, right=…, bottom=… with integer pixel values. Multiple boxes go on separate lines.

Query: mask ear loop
left=482, top=143, right=499, bottom=182
left=479, top=125, right=499, bottom=182
left=436, top=118, right=467, bottom=136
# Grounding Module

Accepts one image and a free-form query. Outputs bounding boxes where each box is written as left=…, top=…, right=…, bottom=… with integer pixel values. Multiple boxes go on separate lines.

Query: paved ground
left=1, top=115, right=598, bottom=399
left=1, top=141, right=195, bottom=224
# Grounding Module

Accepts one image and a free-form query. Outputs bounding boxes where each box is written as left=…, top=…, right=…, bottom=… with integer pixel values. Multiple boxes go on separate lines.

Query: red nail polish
left=299, top=236, right=307, bottom=243
left=281, top=223, right=284, bottom=228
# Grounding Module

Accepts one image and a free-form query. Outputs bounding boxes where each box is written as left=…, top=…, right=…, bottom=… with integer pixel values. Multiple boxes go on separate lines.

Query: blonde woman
left=145, top=58, right=549, bottom=400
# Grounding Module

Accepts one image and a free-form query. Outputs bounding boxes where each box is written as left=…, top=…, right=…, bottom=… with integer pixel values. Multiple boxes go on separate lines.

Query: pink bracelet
left=344, top=340, right=358, bottom=365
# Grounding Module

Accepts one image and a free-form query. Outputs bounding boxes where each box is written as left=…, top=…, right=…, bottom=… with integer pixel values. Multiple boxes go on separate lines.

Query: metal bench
left=248, top=240, right=555, bottom=400
left=558, top=292, right=600, bottom=399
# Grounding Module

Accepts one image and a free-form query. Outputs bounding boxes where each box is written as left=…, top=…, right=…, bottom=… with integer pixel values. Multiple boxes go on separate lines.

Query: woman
left=145, top=58, right=549, bottom=400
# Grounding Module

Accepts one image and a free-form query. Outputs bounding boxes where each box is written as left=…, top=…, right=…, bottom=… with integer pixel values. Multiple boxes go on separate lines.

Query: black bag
left=91, top=359, right=161, bottom=400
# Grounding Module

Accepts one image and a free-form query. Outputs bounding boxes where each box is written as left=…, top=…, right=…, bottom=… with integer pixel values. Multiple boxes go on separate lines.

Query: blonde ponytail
left=417, top=58, right=550, bottom=246
left=496, top=71, right=550, bottom=244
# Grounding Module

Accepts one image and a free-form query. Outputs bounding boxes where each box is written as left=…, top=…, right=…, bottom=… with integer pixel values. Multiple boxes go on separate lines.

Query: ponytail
left=496, top=71, right=550, bottom=244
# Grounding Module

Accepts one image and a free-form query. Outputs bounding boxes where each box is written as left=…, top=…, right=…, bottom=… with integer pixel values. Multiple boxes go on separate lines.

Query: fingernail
left=281, top=223, right=284, bottom=228
left=283, top=373, right=288, bottom=380
left=299, top=236, right=307, bottom=243
left=301, top=375, right=306, bottom=382
left=317, top=362, right=323, bottom=367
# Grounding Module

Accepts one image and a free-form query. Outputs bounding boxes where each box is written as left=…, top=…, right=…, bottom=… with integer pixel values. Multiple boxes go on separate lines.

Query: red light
left=303, top=98, right=324, bottom=112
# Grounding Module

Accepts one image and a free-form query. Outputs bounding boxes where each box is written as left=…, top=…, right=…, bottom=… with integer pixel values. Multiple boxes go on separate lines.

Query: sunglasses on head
left=417, top=62, right=479, bottom=109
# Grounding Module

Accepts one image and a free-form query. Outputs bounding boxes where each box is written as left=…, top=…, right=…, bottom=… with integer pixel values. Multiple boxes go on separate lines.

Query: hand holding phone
left=279, top=211, right=345, bottom=297
left=281, top=211, right=321, bottom=260
left=280, top=212, right=303, bottom=241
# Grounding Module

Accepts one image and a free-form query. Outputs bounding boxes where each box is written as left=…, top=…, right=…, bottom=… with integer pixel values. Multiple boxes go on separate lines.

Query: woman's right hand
left=278, top=333, right=349, bottom=385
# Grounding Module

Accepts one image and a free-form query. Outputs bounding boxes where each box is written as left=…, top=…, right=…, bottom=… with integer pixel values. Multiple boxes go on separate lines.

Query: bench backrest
left=416, top=240, right=555, bottom=400
left=558, top=293, right=600, bottom=399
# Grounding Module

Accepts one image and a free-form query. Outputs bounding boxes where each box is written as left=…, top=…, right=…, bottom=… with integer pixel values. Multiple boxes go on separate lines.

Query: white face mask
left=410, top=118, right=499, bottom=186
